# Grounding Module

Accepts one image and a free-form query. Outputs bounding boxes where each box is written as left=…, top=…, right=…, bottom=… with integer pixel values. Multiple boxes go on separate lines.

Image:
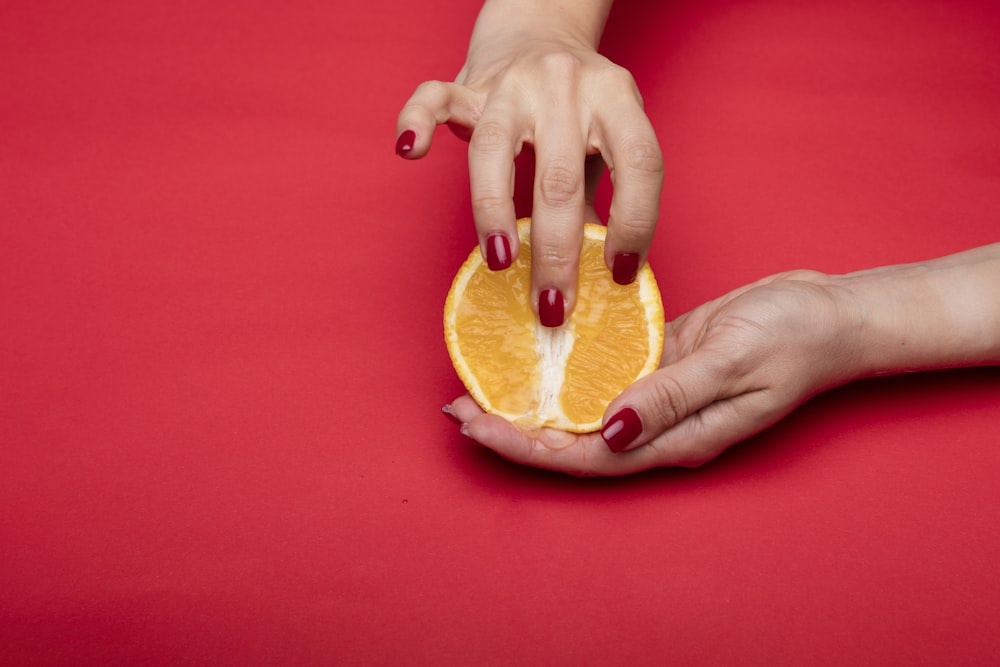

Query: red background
left=2, top=1, right=999, bottom=664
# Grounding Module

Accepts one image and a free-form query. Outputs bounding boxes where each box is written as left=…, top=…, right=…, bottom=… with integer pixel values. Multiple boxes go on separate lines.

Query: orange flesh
left=450, top=226, right=658, bottom=429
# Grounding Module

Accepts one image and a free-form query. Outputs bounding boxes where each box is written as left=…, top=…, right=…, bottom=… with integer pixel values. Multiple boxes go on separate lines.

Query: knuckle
left=537, top=51, right=583, bottom=79
left=403, top=80, right=448, bottom=115
left=596, top=64, right=644, bottom=106
left=414, top=79, right=447, bottom=99
left=403, top=80, right=467, bottom=124
left=601, top=63, right=638, bottom=91
left=471, top=193, right=510, bottom=217
left=611, top=212, right=658, bottom=240
left=538, top=162, right=582, bottom=207
left=618, top=135, right=664, bottom=177
left=648, top=374, right=690, bottom=428
left=781, top=269, right=828, bottom=284
left=532, top=240, right=576, bottom=272
left=728, top=341, right=760, bottom=375
left=470, top=121, right=512, bottom=154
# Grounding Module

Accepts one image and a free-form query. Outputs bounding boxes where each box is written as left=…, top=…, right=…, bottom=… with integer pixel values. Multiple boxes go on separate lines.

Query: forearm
left=470, top=0, right=614, bottom=50
left=840, top=243, right=1000, bottom=378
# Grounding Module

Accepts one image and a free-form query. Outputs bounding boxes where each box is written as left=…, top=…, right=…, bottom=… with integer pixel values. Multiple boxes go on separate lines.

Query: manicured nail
left=612, top=252, right=640, bottom=285
left=601, top=407, right=643, bottom=453
left=486, top=233, right=512, bottom=271
left=395, top=129, right=416, bottom=157
left=538, top=288, right=564, bottom=328
left=441, top=404, right=462, bottom=426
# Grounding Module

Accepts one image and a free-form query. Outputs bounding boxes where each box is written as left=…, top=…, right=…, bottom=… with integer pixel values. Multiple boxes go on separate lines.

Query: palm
left=449, top=271, right=848, bottom=475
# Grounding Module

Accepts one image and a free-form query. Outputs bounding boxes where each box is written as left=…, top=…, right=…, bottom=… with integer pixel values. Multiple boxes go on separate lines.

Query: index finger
left=468, top=106, right=524, bottom=272
left=529, top=102, right=588, bottom=327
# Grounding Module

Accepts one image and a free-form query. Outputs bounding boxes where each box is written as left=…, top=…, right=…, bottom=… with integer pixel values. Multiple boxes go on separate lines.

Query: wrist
left=835, top=244, right=1000, bottom=379
left=472, top=0, right=612, bottom=50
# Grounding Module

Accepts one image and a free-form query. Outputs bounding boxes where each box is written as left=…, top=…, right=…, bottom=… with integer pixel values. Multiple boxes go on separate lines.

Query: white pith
left=532, top=321, right=576, bottom=424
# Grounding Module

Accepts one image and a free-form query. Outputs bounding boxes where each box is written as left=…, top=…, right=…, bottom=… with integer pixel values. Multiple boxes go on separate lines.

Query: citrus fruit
left=444, top=219, right=664, bottom=432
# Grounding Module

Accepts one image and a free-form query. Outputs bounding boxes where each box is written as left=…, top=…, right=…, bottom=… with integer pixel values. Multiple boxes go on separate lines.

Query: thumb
left=396, top=80, right=480, bottom=159
left=599, top=351, right=727, bottom=454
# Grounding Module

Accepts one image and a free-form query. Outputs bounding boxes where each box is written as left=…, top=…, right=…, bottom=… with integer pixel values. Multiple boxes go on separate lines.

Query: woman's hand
left=396, top=0, right=663, bottom=326
left=445, top=244, right=1000, bottom=476
left=446, top=270, right=861, bottom=475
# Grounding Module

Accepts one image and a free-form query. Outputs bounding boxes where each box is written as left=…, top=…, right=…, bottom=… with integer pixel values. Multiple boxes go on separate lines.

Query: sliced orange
left=444, top=219, right=664, bottom=432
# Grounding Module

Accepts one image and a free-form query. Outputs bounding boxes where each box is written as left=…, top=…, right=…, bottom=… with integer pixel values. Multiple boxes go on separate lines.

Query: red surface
left=2, top=1, right=999, bottom=664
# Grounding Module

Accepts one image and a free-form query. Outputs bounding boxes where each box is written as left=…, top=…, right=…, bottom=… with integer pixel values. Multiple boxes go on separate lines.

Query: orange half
left=444, top=219, right=664, bottom=432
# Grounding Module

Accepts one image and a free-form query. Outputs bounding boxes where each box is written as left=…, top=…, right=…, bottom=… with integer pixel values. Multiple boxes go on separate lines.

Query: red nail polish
left=486, top=233, right=512, bottom=271
left=538, top=288, right=564, bottom=328
left=395, top=129, right=415, bottom=157
left=602, top=407, right=643, bottom=453
left=612, top=253, right=640, bottom=285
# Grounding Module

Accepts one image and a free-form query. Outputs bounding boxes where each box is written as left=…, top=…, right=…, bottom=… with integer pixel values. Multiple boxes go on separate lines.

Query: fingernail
left=486, top=233, right=512, bottom=271
left=441, top=404, right=462, bottom=426
left=538, top=288, right=564, bottom=328
left=612, top=253, right=640, bottom=285
left=395, top=129, right=415, bottom=157
left=602, top=407, right=643, bottom=453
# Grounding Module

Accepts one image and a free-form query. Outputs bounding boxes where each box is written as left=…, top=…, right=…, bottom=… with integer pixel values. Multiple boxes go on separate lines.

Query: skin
left=396, top=0, right=662, bottom=320
left=399, top=2, right=1000, bottom=475
left=445, top=244, right=1000, bottom=476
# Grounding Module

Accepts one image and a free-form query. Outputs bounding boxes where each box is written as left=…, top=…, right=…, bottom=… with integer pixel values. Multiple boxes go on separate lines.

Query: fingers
left=446, top=393, right=485, bottom=424
left=596, top=98, right=663, bottom=285
left=464, top=422, right=667, bottom=477
left=529, top=65, right=588, bottom=325
left=445, top=386, right=777, bottom=475
left=403, top=64, right=660, bottom=328
left=396, top=80, right=481, bottom=159
left=639, top=390, right=792, bottom=467
left=468, top=106, right=524, bottom=272
left=599, top=351, right=736, bottom=455
left=445, top=394, right=668, bottom=476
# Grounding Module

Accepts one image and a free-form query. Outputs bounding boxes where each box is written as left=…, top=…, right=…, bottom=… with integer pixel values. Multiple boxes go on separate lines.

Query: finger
left=530, top=97, right=587, bottom=325
left=448, top=393, right=576, bottom=451
left=465, top=414, right=581, bottom=471
left=447, top=394, right=669, bottom=476
left=446, top=393, right=484, bottom=424
left=599, top=351, right=737, bottom=454
left=466, top=421, right=680, bottom=476
left=639, top=389, right=792, bottom=467
left=468, top=105, right=524, bottom=272
left=396, top=80, right=481, bottom=159
left=597, top=104, right=663, bottom=285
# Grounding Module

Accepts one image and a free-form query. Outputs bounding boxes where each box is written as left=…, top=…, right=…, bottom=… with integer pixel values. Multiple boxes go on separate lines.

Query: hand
left=446, top=270, right=864, bottom=476
left=447, top=243, right=1000, bottom=475
left=396, top=0, right=663, bottom=326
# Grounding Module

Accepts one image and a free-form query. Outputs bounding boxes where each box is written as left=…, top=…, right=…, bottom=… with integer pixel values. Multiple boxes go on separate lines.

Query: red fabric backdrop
left=2, top=1, right=999, bottom=664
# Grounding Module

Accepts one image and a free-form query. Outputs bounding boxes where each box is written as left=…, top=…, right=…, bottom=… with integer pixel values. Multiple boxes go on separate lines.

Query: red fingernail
left=486, top=233, right=512, bottom=271
left=395, top=129, right=415, bottom=157
left=612, top=253, right=640, bottom=285
left=602, top=407, right=643, bottom=453
left=538, top=288, right=564, bottom=328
